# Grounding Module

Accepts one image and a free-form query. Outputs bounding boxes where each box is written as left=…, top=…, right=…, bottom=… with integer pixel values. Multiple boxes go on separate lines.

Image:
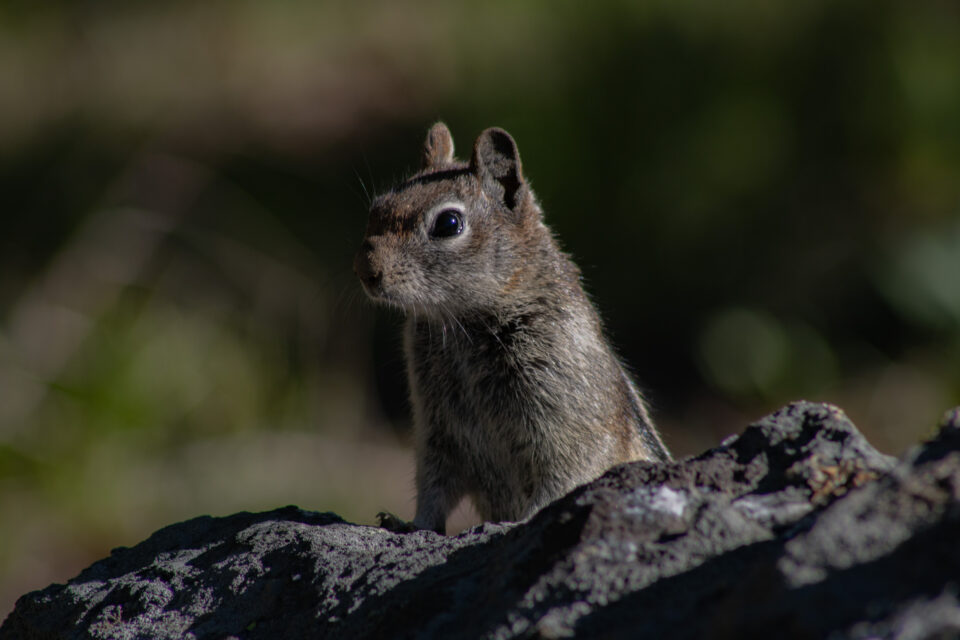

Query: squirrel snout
left=354, top=240, right=383, bottom=290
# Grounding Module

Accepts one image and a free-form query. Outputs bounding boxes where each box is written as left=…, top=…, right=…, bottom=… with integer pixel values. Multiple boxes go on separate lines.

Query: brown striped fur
left=355, top=123, right=670, bottom=534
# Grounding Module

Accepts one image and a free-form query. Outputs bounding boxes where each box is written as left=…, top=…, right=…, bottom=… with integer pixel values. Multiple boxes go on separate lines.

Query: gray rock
left=3, top=401, right=958, bottom=640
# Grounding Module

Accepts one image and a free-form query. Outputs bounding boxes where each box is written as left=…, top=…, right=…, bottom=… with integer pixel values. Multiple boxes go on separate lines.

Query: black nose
left=354, top=240, right=382, bottom=289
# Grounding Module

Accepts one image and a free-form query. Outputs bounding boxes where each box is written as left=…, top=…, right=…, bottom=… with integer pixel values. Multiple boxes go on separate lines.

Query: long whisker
left=481, top=317, right=506, bottom=352
left=444, top=306, right=472, bottom=344
left=354, top=168, right=372, bottom=207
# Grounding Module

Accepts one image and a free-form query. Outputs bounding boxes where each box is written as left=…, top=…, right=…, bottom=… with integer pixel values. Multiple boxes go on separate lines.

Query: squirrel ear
left=423, top=122, right=455, bottom=169
left=470, top=127, right=526, bottom=211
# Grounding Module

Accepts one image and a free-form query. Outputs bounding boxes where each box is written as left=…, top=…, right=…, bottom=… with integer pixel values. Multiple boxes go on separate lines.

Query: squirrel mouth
left=358, top=278, right=383, bottom=298
left=360, top=282, right=403, bottom=308
left=362, top=285, right=438, bottom=316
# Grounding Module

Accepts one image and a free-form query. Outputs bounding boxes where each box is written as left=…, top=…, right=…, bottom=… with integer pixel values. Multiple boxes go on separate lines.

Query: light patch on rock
left=626, top=486, right=689, bottom=517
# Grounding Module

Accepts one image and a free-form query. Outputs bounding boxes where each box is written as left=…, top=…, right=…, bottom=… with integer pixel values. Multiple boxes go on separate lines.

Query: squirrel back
left=356, top=123, right=670, bottom=533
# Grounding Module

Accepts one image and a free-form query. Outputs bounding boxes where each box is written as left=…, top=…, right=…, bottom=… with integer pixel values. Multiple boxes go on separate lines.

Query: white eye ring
left=425, top=201, right=466, bottom=240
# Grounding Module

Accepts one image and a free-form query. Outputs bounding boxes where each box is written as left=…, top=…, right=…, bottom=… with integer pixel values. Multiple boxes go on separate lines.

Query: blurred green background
left=2, top=0, right=959, bottom=616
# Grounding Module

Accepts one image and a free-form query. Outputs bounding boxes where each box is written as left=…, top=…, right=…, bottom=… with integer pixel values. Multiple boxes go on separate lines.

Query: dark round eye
left=430, top=209, right=463, bottom=238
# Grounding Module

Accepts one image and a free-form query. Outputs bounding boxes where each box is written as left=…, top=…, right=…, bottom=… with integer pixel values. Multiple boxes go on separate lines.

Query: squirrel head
left=355, top=123, right=545, bottom=318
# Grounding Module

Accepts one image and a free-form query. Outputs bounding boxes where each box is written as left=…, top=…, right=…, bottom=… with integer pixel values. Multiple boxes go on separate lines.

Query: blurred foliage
left=1, top=0, right=960, bottom=616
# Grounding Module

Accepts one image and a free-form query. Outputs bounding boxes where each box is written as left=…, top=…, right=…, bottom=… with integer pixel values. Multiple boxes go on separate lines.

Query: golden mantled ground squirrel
left=355, top=123, right=670, bottom=534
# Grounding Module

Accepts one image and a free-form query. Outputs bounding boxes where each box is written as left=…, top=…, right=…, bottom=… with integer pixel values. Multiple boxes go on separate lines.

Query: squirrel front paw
left=376, top=511, right=419, bottom=533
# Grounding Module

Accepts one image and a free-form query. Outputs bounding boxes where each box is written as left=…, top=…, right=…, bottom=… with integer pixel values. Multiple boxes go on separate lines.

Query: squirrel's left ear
left=470, top=128, right=528, bottom=211
left=423, top=122, right=455, bottom=169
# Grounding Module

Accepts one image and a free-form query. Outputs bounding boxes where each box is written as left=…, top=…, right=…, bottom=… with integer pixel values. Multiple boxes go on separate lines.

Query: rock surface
left=3, top=401, right=960, bottom=639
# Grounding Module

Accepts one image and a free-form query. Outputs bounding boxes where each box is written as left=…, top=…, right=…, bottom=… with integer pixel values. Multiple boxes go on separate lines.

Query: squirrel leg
left=410, top=462, right=465, bottom=535
left=376, top=511, right=418, bottom=533
left=376, top=448, right=464, bottom=535
left=377, top=471, right=463, bottom=535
